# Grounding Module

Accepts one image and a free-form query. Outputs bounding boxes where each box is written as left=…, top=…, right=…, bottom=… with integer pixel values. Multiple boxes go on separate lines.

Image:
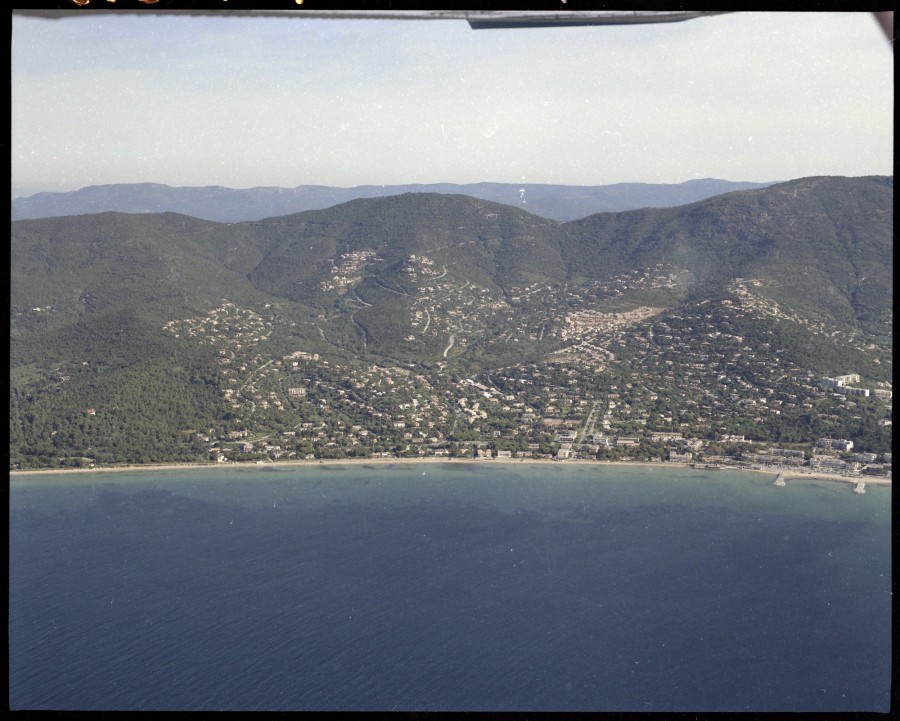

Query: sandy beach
left=8, top=456, right=890, bottom=487
left=8, top=455, right=621, bottom=477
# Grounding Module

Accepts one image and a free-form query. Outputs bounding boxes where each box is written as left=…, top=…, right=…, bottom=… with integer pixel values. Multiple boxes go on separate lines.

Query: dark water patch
left=431, top=462, right=480, bottom=472
left=9, top=467, right=890, bottom=712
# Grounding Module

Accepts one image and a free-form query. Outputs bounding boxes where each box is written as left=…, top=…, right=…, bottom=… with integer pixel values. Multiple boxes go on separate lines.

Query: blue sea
left=8, top=463, right=891, bottom=712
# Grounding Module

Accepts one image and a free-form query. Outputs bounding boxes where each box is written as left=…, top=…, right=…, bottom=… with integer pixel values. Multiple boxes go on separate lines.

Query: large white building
left=816, top=438, right=854, bottom=452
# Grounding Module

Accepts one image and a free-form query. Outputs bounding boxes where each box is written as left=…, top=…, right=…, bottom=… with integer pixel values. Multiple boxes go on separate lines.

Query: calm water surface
left=8, top=463, right=891, bottom=711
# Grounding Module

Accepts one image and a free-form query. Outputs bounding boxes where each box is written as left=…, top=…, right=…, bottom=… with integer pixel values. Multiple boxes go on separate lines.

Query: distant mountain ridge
left=11, top=178, right=777, bottom=223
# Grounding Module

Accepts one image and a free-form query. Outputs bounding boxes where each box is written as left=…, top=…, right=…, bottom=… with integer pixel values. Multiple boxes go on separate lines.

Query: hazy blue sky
left=11, top=11, right=893, bottom=196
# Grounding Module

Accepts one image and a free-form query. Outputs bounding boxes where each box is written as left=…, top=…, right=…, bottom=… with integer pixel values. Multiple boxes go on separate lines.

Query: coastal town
left=144, top=276, right=892, bottom=481
left=12, top=250, right=891, bottom=477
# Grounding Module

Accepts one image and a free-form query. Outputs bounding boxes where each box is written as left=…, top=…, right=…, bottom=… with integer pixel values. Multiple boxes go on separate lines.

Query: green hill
left=10, top=177, right=892, bottom=467
left=564, top=176, right=892, bottom=332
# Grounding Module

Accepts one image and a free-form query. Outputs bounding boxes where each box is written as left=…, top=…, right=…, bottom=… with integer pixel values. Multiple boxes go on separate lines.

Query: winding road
left=442, top=334, right=456, bottom=358
left=371, top=278, right=409, bottom=296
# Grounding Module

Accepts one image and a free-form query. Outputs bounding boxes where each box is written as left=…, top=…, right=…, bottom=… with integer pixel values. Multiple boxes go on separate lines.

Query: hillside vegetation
left=10, top=176, right=892, bottom=468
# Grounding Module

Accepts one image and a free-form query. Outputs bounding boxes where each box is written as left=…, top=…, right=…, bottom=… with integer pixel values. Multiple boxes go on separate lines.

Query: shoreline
left=9, top=457, right=891, bottom=487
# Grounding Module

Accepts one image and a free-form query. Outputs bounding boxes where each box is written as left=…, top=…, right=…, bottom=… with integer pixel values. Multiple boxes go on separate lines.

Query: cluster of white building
left=819, top=373, right=892, bottom=399
left=745, top=448, right=806, bottom=467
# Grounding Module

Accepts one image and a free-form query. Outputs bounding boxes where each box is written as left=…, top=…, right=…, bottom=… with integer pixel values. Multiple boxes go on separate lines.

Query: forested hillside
left=10, top=176, right=892, bottom=468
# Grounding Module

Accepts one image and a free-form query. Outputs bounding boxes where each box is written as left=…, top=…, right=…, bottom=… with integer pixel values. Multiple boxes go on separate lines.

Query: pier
left=853, top=481, right=867, bottom=494
left=773, top=472, right=786, bottom=487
